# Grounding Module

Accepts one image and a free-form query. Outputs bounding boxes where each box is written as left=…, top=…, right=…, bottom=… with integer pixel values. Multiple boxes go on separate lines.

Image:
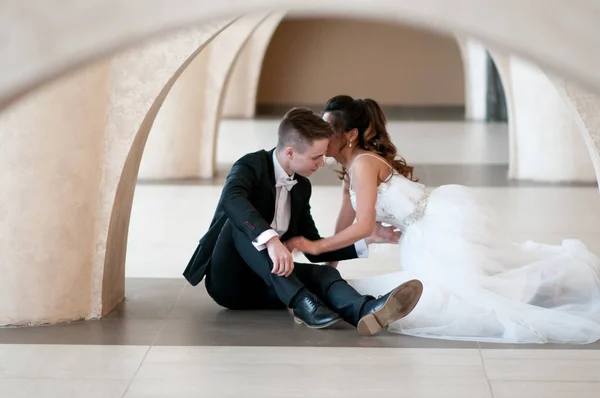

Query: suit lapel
left=266, top=148, right=304, bottom=238
left=266, top=148, right=276, bottom=200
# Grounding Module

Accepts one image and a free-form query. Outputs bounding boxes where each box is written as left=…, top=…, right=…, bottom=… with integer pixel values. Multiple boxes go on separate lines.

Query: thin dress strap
left=349, top=153, right=393, bottom=190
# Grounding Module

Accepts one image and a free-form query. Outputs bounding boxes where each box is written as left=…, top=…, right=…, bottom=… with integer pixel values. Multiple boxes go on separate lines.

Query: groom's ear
left=284, top=146, right=295, bottom=159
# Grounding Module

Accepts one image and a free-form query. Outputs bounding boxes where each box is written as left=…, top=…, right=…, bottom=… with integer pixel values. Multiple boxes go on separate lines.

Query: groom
left=183, top=107, right=422, bottom=336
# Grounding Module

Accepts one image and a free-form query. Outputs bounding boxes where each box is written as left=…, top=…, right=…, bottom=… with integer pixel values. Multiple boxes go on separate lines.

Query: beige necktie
left=273, top=177, right=297, bottom=234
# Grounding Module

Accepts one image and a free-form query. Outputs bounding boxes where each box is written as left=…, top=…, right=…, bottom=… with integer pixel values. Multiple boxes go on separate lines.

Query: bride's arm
left=309, top=158, right=379, bottom=255
left=326, top=179, right=357, bottom=267
left=334, top=179, right=356, bottom=233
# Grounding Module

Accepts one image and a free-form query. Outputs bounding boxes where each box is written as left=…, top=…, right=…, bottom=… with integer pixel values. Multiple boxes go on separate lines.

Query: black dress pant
left=205, top=220, right=374, bottom=325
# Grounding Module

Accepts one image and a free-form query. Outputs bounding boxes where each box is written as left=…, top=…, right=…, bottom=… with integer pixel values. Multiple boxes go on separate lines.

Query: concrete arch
left=0, top=19, right=236, bottom=325
left=487, top=50, right=518, bottom=176
left=3, top=1, right=600, bottom=326
left=222, top=12, right=286, bottom=118
left=2, top=1, right=600, bottom=110
left=138, top=13, right=269, bottom=180
left=511, top=57, right=596, bottom=182
left=455, top=36, right=488, bottom=121
left=0, top=61, right=114, bottom=326
left=489, top=53, right=597, bottom=183
left=550, top=78, right=600, bottom=179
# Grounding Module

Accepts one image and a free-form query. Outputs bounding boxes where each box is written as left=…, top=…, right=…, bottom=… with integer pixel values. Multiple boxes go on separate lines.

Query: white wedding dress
left=346, top=154, right=600, bottom=344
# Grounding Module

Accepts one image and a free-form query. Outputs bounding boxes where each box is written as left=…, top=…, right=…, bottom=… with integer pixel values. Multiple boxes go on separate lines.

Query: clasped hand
left=284, top=236, right=320, bottom=255
left=284, top=222, right=402, bottom=255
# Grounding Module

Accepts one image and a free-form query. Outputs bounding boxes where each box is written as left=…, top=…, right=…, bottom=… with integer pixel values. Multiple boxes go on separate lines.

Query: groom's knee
left=319, top=264, right=343, bottom=282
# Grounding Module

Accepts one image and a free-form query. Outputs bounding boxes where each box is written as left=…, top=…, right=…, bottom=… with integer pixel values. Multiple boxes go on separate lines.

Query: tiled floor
left=2, top=278, right=600, bottom=396
left=2, top=119, right=600, bottom=397
left=3, top=277, right=600, bottom=349
left=2, top=342, right=600, bottom=397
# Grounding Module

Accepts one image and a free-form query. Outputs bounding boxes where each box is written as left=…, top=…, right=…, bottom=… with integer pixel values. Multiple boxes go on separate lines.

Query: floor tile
left=128, top=346, right=489, bottom=398
left=0, top=345, right=148, bottom=379
left=106, top=278, right=185, bottom=319
left=416, top=164, right=509, bottom=187
left=483, top=358, right=600, bottom=381
left=143, top=346, right=483, bottom=366
left=0, top=379, right=130, bottom=398
left=124, top=378, right=492, bottom=398
left=153, top=318, right=478, bottom=348
left=0, top=319, right=165, bottom=345
left=490, top=381, right=600, bottom=398
left=480, top=347, right=600, bottom=355
left=135, top=359, right=485, bottom=381
left=167, top=284, right=291, bottom=322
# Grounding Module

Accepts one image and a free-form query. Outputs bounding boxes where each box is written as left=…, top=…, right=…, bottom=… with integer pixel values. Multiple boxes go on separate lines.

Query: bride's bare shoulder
left=351, top=152, right=392, bottom=181
left=352, top=152, right=383, bottom=168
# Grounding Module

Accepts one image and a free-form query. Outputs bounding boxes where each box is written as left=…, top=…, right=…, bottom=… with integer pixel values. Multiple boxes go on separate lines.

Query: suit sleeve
left=220, top=158, right=273, bottom=243
left=296, top=183, right=360, bottom=263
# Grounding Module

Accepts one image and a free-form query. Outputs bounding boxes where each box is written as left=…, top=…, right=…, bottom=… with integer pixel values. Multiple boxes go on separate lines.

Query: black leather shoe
left=292, top=292, right=342, bottom=329
left=357, top=279, right=423, bottom=336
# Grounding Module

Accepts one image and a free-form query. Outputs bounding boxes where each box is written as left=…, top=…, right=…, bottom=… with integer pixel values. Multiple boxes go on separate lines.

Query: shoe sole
left=294, top=316, right=343, bottom=329
left=357, top=279, right=423, bottom=336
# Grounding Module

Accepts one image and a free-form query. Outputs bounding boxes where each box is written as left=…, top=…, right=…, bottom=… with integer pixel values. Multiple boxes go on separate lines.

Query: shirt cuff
left=354, top=239, right=369, bottom=258
left=252, top=229, right=279, bottom=251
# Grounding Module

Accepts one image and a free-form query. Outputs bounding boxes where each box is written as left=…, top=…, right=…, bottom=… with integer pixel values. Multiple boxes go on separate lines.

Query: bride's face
left=322, top=112, right=344, bottom=158
left=322, top=112, right=351, bottom=160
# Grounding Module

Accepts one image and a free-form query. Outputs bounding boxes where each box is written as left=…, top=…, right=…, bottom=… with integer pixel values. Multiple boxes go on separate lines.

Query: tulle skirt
left=348, top=185, right=600, bottom=344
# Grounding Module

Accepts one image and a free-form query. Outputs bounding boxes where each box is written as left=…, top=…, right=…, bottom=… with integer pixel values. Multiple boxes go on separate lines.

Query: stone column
left=97, top=20, right=233, bottom=315
left=0, top=61, right=111, bottom=326
left=551, top=77, right=600, bottom=186
left=455, top=36, right=488, bottom=121
left=0, top=20, right=232, bottom=326
left=222, top=12, right=286, bottom=118
left=487, top=50, right=517, bottom=175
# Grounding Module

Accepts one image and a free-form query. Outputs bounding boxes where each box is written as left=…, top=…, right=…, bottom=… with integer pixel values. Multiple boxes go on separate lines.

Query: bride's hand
left=284, top=236, right=321, bottom=255
left=366, top=222, right=402, bottom=244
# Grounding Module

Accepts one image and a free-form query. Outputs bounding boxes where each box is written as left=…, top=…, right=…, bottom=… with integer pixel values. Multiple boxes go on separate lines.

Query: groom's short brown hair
left=277, top=107, right=334, bottom=152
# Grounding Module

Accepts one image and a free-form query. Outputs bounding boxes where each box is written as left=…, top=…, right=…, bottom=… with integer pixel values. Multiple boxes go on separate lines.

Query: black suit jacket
left=183, top=148, right=359, bottom=286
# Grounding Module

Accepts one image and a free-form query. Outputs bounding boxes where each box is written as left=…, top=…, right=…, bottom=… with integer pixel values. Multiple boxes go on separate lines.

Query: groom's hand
left=266, top=237, right=294, bottom=277
left=366, top=222, right=402, bottom=245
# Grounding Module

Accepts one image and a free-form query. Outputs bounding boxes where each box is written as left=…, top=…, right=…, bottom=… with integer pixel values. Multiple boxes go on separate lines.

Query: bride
left=285, top=95, right=600, bottom=344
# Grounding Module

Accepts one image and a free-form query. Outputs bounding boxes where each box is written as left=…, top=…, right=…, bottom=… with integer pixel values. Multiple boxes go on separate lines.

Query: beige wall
left=257, top=17, right=465, bottom=107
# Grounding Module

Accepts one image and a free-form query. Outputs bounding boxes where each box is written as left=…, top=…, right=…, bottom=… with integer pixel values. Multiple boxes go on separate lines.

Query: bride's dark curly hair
left=322, top=95, right=417, bottom=182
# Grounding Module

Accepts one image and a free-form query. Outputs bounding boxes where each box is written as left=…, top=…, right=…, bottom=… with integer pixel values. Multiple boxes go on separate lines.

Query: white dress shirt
left=252, top=152, right=369, bottom=258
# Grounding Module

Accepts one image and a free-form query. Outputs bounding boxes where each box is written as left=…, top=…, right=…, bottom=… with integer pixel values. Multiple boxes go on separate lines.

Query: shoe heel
left=357, top=314, right=382, bottom=336
left=294, top=317, right=303, bottom=325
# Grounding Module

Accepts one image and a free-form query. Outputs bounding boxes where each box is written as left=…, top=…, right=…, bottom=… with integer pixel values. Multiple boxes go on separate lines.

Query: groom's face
left=289, top=138, right=328, bottom=177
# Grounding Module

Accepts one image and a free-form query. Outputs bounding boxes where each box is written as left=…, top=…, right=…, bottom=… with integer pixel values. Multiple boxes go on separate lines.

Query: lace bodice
left=348, top=155, right=430, bottom=232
